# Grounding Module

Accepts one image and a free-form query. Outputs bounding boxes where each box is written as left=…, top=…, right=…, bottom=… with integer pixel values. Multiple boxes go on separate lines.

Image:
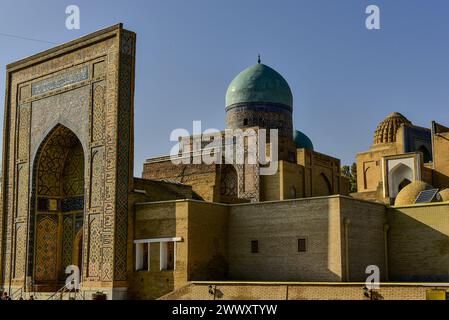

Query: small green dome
left=294, top=130, right=314, bottom=150
left=226, top=63, right=293, bottom=108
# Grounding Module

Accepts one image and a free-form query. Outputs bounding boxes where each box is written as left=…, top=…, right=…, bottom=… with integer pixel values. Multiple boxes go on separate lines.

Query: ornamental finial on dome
left=258, top=54, right=261, bottom=64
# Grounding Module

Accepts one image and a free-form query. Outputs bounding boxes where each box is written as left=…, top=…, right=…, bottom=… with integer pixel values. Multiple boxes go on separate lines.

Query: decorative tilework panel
left=87, top=216, right=101, bottom=278
left=35, top=215, right=58, bottom=281
left=220, top=165, right=238, bottom=197
left=92, top=81, right=106, bottom=142
left=13, top=224, right=26, bottom=279
left=30, top=86, right=90, bottom=159
left=17, top=104, right=31, bottom=161
left=32, top=67, right=88, bottom=96
left=90, top=148, right=104, bottom=208
left=62, top=143, right=84, bottom=196
left=61, top=215, right=74, bottom=273
left=114, top=30, right=135, bottom=281
left=16, top=165, right=29, bottom=218
left=61, top=197, right=84, bottom=212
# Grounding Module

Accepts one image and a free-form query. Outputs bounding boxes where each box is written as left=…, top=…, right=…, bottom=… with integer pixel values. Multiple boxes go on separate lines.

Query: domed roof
left=294, top=130, right=314, bottom=150
left=439, top=189, right=449, bottom=202
left=374, top=112, right=412, bottom=145
left=395, top=180, right=433, bottom=206
left=226, top=63, right=293, bottom=108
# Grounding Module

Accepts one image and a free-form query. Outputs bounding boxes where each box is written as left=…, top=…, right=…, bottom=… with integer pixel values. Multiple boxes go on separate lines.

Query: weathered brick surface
left=388, top=203, right=449, bottom=281
left=228, top=198, right=344, bottom=282
left=143, top=161, right=219, bottom=202
left=160, top=282, right=448, bottom=300
left=339, top=197, right=387, bottom=281
left=131, top=197, right=449, bottom=300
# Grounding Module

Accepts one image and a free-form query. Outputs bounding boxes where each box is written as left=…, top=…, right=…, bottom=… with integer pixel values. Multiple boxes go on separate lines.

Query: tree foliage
left=342, top=163, right=357, bottom=193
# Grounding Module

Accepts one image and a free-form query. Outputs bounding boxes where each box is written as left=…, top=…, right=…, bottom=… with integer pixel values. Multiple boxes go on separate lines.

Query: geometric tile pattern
left=90, top=148, right=104, bottom=209
left=220, top=165, right=238, bottom=197
left=61, top=197, right=84, bottom=212
left=61, top=215, right=74, bottom=276
left=92, top=82, right=105, bottom=142
left=62, top=143, right=84, bottom=197
left=13, top=225, right=26, bottom=279
left=2, top=26, right=135, bottom=292
left=87, top=216, right=101, bottom=278
left=37, top=126, right=81, bottom=197
left=114, top=30, right=136, bottom=281
left=35, top=215, right=58, bottom=281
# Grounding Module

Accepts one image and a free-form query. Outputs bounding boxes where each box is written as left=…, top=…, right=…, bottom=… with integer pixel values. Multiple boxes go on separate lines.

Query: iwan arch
left=0, top=25, right=135, bottom=298
left=1, top=25, right=449, bottom=300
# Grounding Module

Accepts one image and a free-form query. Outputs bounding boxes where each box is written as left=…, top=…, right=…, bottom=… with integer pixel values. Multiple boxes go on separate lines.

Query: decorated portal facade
left=2, top=25, right=449, bottom=301
left=0, top=24, right=136, bottom=298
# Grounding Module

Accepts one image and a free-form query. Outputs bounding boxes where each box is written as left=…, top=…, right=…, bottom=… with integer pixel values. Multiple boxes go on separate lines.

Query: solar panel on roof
left=415, top=189, right=440, bottom=204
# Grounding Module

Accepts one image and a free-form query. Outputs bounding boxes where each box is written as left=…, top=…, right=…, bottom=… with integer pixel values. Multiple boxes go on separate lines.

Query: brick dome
left=439, top=189, right=449, bottom=202
left=394, top=180, right=433, bottom=206
left=373, top=112, right=411, bottom=145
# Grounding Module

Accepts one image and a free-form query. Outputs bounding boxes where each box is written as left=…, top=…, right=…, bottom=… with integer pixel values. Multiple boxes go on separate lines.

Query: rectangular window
left=166, top=242, right=175, bottom=270
left=251, top=240, right=259, bottom=254
left=298, top=238, right=308, bottom=252
left=160, top=242, right=176, bottom=271
left=143, top=243, right=149, bottom=270
left=135, top=243, right=150, bottom=271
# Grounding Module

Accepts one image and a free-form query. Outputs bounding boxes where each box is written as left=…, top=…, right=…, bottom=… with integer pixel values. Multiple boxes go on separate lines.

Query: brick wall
left=142, top=161, right=219, bottom=202
left=160, top=282, right=448, bottom=300
left=388, top=203, right=449, bottom=281
left=227, top=197, right=344, bottom=282
left=129, top=201, right=189, bottom=299
left=187, top=201, right=229, bottom=281
left=339, top=197, right=387, bottom=281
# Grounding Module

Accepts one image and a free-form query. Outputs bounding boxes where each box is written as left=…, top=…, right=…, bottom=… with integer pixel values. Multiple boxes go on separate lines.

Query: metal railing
left=47, top=282, right=85, bottom=301
left=10, top=286, right=24, bottom=300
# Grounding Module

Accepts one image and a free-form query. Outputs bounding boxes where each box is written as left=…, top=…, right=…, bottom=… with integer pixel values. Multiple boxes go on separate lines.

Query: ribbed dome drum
left=373, top=112, right=412, bottom=145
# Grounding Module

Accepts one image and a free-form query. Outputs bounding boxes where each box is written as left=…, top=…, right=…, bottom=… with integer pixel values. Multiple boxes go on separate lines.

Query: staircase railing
left=47, top=282, right=85, bottom=301
left=10, top=286, right=24, bottom=300
left=47, top=283, right=69, bottom=300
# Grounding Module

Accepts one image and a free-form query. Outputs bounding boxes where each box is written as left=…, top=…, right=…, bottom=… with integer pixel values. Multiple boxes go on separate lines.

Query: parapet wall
left=160, top=282, right=449, bottom=300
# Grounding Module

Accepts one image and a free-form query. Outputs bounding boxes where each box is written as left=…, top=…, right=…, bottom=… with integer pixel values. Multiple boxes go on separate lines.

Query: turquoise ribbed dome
left=226, top=63, right=293, bottom=108
left=294, top=130, right=314, bottom=151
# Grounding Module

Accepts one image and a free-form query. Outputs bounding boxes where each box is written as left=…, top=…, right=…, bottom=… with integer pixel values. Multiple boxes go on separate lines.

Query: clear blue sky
left=1, top=0, right=449, bottom=175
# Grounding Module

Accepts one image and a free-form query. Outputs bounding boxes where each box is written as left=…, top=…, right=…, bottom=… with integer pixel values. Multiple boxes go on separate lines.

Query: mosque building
left=143, top=58, right=350, bottom=204
left=353, top=112, right=449, bottom=205
left=1, top=25, right=449, bottom=300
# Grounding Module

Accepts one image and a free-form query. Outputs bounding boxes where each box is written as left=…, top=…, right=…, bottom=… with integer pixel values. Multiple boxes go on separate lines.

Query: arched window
left=398, top=178, right=411, bottom=192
